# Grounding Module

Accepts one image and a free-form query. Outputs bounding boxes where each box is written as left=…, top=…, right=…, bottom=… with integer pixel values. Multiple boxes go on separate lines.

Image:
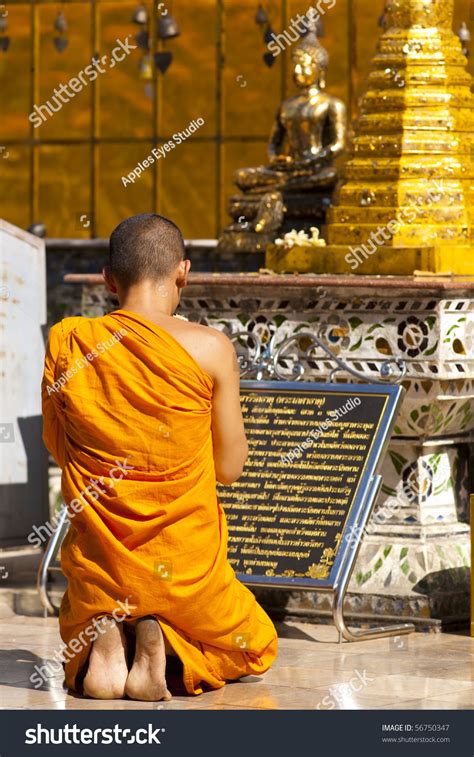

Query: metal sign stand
left=330, top=475, right=414, bottom=642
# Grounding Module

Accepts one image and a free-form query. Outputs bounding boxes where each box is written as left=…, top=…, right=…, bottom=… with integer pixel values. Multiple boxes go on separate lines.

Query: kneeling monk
left=42, top=213, right=278, bottom=701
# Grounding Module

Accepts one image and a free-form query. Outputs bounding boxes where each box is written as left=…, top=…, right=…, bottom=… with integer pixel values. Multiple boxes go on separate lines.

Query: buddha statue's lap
left=235, top=160, right=338, bottom=192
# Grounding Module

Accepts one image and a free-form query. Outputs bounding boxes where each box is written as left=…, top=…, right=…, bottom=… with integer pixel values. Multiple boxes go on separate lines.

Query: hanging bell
left=157, top=14, right=180, bottom=39
left=132, top=4, right=148, bottom=25
left=263, top=51, right=276, bottom=68
left=154, top=51, right=173, bottom=74
left=263, top=25, right=275, bottom=45
left=54, top=11, right=68, bottom=33
left=255, top=4, right=268, bottom=26
left=53, top=36, right=69, bottom=53
left=0, top=35, right=10, bottom=52
left=0, top=16, right=8, bottom=33
left=135, top=28, right=149, bottom=50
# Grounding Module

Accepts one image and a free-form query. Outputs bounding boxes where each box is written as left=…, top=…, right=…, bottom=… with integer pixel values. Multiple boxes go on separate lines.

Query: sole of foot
left=125, top=617, right=172, bottom=702
left=83, top=617, right=129, bottom=700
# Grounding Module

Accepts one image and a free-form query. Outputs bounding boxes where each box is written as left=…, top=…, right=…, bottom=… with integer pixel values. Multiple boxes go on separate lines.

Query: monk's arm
left=41, top=324, right=66, bottom=468
left=209, top=332, right=248, bottom=485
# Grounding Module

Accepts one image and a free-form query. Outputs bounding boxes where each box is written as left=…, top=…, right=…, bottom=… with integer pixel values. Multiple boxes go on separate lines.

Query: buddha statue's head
left=292, top=31, right=329, bottom=90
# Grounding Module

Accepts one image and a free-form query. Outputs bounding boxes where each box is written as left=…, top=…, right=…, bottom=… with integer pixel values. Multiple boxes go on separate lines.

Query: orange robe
left=42, top=310, right=277, bottom=694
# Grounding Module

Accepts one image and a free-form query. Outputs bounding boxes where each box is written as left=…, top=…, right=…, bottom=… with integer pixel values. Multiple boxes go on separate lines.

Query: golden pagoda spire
left=269, top=0, right=474, bottom=274
left=327, top=0, right=474, bottom=273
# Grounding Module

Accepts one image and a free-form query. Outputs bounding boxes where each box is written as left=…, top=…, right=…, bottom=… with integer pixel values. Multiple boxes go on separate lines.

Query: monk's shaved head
left=109, top=214, right=186, bottom=288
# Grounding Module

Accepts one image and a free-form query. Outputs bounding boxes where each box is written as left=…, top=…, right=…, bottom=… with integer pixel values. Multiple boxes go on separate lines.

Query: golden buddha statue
left=218, top=29, right=347, bottom=262
left=235, top=31, right=346, bottom=194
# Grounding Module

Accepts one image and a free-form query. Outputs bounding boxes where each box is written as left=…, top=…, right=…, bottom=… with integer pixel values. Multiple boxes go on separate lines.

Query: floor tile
left=1, top=617, right=472, bottom=710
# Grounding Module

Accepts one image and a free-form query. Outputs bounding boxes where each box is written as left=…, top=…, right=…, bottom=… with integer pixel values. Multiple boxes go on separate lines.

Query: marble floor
left=1, top=615, right=473, bottom=710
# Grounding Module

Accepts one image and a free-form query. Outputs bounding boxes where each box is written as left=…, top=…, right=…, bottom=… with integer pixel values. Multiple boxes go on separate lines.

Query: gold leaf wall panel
left=160, top=0, right=217, bottom=137
left=38, top=144, right=91, bottom=236
left=159, top=142, right=217, bottom=239
left=37, top=3, right=92, bottom=140
left=0, top=5, right=31, bottom=140
left=0, top=0, right=472, bottom=240
left=0, top=146, right=31, bottom=228
left=99, top=2, right=153, bottom=138
left=96, top=142, right=154, bottom=236
left=223, top=0, right=283, bottom=137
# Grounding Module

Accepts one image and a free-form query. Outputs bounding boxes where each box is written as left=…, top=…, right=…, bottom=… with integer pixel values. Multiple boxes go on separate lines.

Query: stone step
left=255, top=588, right=469, bottom=634
left=0, top=546, right=65, bottom=618
left=0, top=546, right=42, bottom=586
left=0, top=585, right=64, bottom=618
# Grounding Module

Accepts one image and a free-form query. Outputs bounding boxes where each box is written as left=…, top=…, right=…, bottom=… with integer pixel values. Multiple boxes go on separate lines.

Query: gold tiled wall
left=0, top=0, right=472, bottom=239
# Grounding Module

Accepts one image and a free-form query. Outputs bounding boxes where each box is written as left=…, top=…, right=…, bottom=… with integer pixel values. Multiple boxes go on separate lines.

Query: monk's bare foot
left=83, top=617, right=128, bottom=699
left=125, top=617, right=171, bottom=702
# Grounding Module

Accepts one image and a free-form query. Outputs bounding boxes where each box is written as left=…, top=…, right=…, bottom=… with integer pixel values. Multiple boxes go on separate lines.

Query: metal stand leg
left=332, top=475, right=415, bottom=642
left=333, top=586, right=414, bottom=642
left=36, top=506, right=70, bottom=616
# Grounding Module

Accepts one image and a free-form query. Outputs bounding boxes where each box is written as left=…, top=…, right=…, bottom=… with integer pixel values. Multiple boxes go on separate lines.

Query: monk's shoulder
left=61, top=316, right=84, bottom=333
left=171, top=319, right=235, bottom=376
left=47, top=316, right=82, bottom=346
left=181, top=320, right=232, bottom=352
